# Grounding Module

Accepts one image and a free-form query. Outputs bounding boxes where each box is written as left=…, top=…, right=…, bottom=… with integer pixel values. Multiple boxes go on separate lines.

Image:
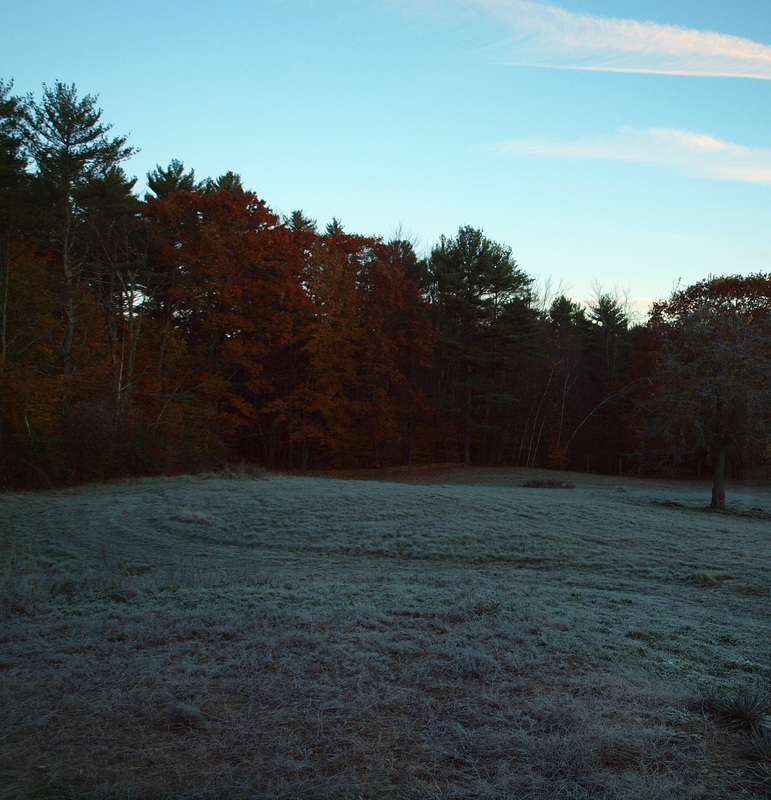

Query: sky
left=3, top=0, right=770, bottom=317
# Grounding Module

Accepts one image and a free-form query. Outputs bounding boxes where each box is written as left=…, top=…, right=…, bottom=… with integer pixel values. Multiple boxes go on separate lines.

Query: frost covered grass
left=1, top=466, right=769, bottom=798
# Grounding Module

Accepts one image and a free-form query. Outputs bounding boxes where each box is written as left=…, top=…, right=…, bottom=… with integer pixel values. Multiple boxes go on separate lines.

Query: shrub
left=701, top=684, right=771, bottom=795
left=701, top=686, right=771, bottom=733
left=523, top=479, right=576, bottom=489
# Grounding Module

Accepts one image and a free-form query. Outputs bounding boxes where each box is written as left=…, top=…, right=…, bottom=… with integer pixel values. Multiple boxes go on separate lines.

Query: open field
left=1, top=466, right=769, bottom=799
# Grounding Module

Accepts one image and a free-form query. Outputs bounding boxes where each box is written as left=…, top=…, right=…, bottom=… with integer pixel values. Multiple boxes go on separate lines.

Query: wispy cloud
left=491, top=128, right=771, bottom=184
left=473, top=0, right=771, bottom=79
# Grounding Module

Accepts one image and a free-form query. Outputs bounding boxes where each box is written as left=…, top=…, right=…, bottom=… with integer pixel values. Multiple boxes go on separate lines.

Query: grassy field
left=1, top=466, right=769, bottom=799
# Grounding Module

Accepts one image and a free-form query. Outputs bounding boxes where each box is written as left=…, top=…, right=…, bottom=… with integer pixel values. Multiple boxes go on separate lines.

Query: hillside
left=1, top=467, right=769, bottom=798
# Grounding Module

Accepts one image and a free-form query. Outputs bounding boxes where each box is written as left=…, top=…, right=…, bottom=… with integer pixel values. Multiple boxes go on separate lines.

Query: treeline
left=1, top=80, right=766, bottom=489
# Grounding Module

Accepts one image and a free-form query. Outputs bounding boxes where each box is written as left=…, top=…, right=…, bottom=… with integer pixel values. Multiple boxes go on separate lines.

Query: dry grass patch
left=1, top=467, right=769, bottom=798
left=0, top=606, right=737, bottom=799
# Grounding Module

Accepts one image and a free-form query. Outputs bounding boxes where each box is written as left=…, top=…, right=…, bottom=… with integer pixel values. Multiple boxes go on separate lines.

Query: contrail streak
left=491, top=127, right=771, bottom=184
left=476, top=0, right=771, bottom=79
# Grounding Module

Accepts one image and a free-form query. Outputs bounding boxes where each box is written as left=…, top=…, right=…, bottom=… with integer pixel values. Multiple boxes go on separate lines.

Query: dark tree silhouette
left=26, top=82, right=135, bottom=372
left=427, top=226, right=536, bottom=464
left=639, top=275, right=771, bottom=510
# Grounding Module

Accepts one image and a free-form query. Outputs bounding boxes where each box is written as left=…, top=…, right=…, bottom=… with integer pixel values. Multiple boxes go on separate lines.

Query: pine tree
left=428, top=226, right=536, bottom=464
left=26, top=81, right=135, bottom=372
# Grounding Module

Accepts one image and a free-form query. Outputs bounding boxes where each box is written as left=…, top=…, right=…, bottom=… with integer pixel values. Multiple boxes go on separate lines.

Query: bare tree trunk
left=463, top=387, right=471, bottom=465
left=59, top=203, right=93, bottom=381
left=61, top=201, right=77, bottom=375
left=711, top=440, right=727, bottom=510
left=525, top=366, right=554, bottom=467
left=1, top=242, right=9, bottom=366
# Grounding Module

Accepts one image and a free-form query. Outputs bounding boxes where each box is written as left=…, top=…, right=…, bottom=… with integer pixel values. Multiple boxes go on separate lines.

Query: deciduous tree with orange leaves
left=143, top=184, right=308, bottom=467
left=269, top=225, right=432, bottom=468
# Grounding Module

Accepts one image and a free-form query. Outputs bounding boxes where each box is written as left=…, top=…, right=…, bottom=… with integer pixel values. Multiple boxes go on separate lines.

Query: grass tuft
left=701, top=686, right=771, bottom=733
left=700, top=684, right=771, bottom=796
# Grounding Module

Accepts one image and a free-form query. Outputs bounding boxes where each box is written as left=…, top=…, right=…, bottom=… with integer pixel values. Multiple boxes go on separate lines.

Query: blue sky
left=3, top=0, right=770, bottom=316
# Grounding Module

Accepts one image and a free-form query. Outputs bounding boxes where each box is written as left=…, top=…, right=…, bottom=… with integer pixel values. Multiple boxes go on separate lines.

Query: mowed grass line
left=0, top=468, right=769, bottom=798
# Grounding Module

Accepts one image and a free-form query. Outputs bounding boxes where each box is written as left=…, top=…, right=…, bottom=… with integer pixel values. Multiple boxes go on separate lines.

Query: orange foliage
left=269, top=231, right=433, bottom=467
left=143, top=189, right=311, bottom=458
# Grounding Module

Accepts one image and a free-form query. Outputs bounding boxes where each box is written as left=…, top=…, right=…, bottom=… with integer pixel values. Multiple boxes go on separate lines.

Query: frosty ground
left=1, top=466, right=769, bottom=798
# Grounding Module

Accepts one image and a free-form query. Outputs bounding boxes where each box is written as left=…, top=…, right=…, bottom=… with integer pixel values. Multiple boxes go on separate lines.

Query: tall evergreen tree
left=202, top=171, right=244, bottom=194
left=26, top=81, right=135, bottom=372
left=0, top=80, right=28, bottom=193
left=428, top=226, right=536, bottom=463
left=0, top=79, right=30, bottom=365
left=286, top=210, right=317, bottom=233
left=146, top=159, right=199, bottom=198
